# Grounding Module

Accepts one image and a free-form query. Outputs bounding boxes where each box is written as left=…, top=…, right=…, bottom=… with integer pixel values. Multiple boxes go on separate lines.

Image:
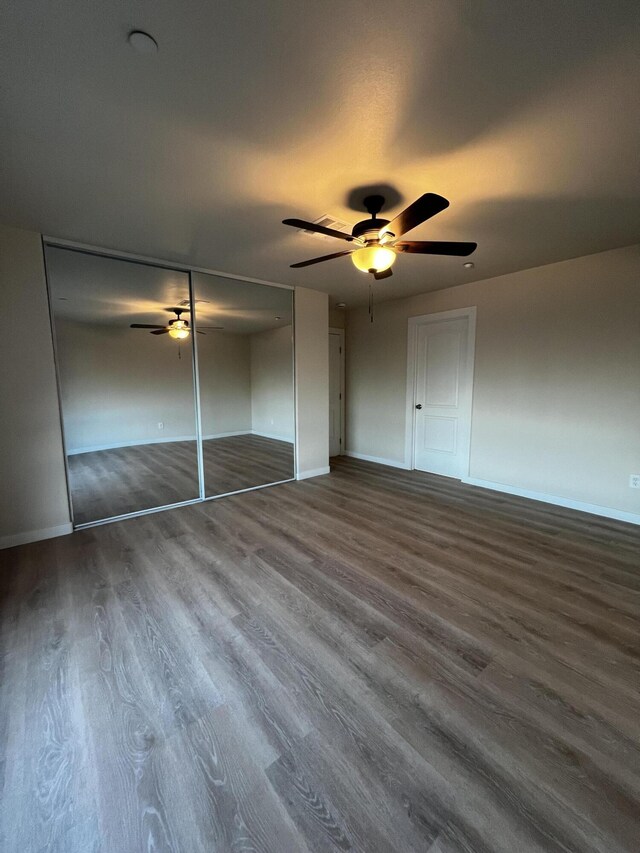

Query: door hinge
left=339, top=392, right=342, bottom=400
left=339, top=347, right=342, bottom=354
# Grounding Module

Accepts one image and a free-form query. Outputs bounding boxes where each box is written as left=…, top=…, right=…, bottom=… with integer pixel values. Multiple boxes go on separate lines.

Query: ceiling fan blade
left=290, top=250, right=352, bottom=268
left=151, top=328, right=170, bottom=335
left=373, top=268, right=393, bottom=280
left=395, top=240, right=477, bottom=256
left=197, top=326, right=225, bottom=330
left=130, top=323, right=165, bottom=329
left=283, top=219, right=354, bottom=243
left=380, top=193, right=449, bottom=239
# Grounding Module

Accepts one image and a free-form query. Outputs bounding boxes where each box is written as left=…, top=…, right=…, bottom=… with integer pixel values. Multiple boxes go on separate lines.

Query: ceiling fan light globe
left=168, top=320, right=190, bottom=340
left=351, top=245, right=396, bottom=274
left=168, top=327, right=190, bottom=340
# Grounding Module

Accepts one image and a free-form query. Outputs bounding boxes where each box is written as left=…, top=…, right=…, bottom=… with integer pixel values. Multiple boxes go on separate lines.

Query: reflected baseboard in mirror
left=67, top=434, right=293, bottom=524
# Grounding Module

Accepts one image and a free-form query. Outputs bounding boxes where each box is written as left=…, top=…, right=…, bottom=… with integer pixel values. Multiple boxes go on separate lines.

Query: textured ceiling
left=2, top=1, right=639, bottom=306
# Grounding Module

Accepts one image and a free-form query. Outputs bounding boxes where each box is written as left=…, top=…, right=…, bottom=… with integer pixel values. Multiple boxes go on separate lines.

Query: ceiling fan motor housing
left=168, top=309, right=189, bottom=327
left=352, top=194, right=390, bottom=242
left=352, top=217, right=389, bottom=242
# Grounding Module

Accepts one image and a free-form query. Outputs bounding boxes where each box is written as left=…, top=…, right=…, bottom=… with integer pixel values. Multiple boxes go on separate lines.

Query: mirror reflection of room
left=46, top=247, right=200, bottom=524
left=193, top=273, right=295, bottom=497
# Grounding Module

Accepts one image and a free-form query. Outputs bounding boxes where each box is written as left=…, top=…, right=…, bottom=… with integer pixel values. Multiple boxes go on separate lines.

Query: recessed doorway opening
left=329, top=327, right=345, bottom=458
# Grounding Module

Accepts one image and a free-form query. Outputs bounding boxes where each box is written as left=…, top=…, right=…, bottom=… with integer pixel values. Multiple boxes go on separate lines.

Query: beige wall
left=346, top=245, right=640, bottom=517
left=250, top=325, right=294, bottom=442
left=0, top=225, right=71, bottom=547
left=295, top=287, right=329, bottom=478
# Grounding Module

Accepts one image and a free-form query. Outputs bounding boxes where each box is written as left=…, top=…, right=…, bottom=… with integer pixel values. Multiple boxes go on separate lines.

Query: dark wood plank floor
left=1, top=456, right=639, bottom=852
left=67, top=434, right=295, bottom=524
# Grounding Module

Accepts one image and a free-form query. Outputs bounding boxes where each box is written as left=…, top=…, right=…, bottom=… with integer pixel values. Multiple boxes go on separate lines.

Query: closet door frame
left=43, top=237, right=296, bottom=529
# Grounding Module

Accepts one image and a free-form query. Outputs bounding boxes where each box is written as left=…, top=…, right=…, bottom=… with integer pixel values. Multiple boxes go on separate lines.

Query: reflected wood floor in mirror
left=1, top=457, right=639, bottom=852
left=67, top=434, right=294, bottom=524
left=203, top=434, right=294, bottom=498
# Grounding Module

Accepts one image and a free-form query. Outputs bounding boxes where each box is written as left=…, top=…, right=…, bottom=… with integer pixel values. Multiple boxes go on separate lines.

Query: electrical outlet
left=630, top=474, right=640, bottom=489
left=158, top=422, right=164, bottom=430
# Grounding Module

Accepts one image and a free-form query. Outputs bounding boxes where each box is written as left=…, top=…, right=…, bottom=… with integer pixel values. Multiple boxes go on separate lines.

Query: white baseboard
left=0, top=522, right=74, bottom=551
left=345, top=450, right=411, bottom=470
left=297, top=466, right=331, bottom=481
left=462, top=477, right=640, bottom=526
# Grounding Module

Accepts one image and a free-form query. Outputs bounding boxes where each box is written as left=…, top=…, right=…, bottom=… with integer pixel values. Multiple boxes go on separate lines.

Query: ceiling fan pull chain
left=369, top=282, right=374, bottom=324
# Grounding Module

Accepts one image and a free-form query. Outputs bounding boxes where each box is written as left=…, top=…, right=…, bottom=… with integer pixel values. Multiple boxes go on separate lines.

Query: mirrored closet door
left=193, top=272, right=295, bottom=497
left=46, top=247, right=200, bottom=524
left=46, top=245, right=296, bottom=528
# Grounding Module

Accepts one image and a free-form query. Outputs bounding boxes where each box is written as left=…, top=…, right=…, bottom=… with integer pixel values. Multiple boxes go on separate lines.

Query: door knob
left=415, top=403, right=423, bottom=410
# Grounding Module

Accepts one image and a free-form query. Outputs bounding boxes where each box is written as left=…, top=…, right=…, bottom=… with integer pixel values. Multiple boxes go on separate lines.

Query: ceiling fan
left=130, top=308, right=223, bottom=339
left=283, top=193, right=477, bottom=279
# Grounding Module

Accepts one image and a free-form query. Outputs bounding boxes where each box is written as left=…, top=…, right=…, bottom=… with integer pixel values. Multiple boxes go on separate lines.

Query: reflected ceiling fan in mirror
left=283, top=193, right=477, bottom=280
left=130, top=308, right=224, bottom=339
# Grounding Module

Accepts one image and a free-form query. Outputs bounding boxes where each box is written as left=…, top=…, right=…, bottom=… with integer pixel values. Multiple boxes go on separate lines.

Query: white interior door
left=329, top=332, right=342, bottom=456
left=413, top=314, right=474, bottom=478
